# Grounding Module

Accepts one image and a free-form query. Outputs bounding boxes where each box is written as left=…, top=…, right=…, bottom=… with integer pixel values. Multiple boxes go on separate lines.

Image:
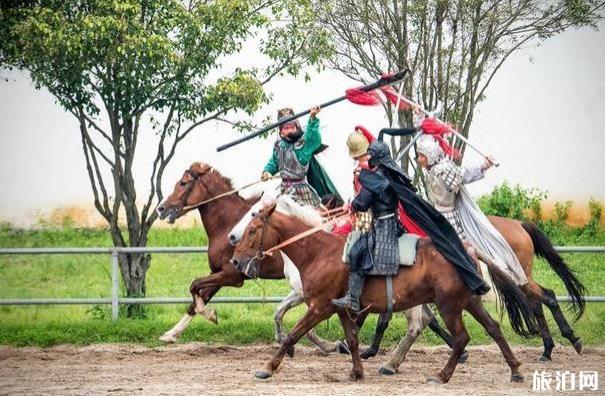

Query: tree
left=1, top=0, right=329, bottom=315
left=317, top=0, right=603, bottom=174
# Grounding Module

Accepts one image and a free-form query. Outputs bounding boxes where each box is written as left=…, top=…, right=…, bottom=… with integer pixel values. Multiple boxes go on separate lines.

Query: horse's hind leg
left=274, top=290, right=303, bottom=357
left=306, top=328, right=348, bottom=354
left=255, top=307, right=332, bottom=379
left=528, top=297, right=555, bottom=361
left=361, top=313, right=391, bottom=360
left=429, top=303, right=469, bottom=384
left=523, top=281, right=582, bottom=354
left=465, top=297, right=523, bottom=382
left=275, top=290, right=346, bottom=355
left=424, top=304, right=469, bottom=363
left=379, top=305, right=429, bottom=375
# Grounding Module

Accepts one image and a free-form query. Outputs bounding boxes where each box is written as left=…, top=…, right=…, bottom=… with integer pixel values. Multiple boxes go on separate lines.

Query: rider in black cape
left=333, top=139, right=490, bottom=312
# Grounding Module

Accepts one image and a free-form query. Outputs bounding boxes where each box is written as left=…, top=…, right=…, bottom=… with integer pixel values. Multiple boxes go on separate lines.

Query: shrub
left=554, top=201, right=573, bottom=224
left=477, top=182, right=547, bottom=220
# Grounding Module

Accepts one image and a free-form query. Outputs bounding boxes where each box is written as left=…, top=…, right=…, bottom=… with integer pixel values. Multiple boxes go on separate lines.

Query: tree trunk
left=118, top=252, right=151, bottom=317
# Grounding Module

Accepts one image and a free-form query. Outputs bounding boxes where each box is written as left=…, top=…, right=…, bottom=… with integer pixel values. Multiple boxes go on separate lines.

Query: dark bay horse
left=232, top=201, right=540, bottom=383
left=362, top=215, right=586, bottom=362
left=156, top=162, right=341, bottom=352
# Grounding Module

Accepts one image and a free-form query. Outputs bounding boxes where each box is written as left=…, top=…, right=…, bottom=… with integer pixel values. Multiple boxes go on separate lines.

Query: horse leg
left=379, top=305, right=427, bottom=375
left=337, top=311, right=364, bottom=380
left=360, top=313, right=390, bottom=360
left=423, top=304, right=469, bottom=363
left=428, top=304, right=469, bottom=384
left=255, top=307, right=331, bottom=379
left=523, top=281, right=582, bottom=354
left=306, top=328, right=349, bottom=355
left=187, top=270, right=245, bottom=323
left=529, top=298, right=555, bottom=361
left=465, top=297, right=524, bottom=382
left=160, top=285, right=221, bottom=343
left=274, top=290, right=303, bottom=357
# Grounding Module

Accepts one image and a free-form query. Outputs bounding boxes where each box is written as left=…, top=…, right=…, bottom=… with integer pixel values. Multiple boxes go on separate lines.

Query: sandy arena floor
left=1, top=343, right=604, bottom=395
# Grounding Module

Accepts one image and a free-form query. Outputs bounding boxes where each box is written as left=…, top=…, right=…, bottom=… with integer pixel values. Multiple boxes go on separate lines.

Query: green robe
left=263, top=117, right=341, bottom=201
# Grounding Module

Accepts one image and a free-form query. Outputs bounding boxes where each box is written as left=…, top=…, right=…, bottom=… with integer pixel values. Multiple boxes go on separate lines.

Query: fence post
left=111, top=250, right=119, bottom=321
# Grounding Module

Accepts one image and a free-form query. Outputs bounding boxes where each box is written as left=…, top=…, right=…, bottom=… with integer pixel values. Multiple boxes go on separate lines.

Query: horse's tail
left=481, top=253, right=540, bottom=337
left=521, top=222, right=586, bottom=320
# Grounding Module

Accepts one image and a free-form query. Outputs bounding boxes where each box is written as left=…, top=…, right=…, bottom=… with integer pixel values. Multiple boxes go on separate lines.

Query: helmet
left=416, top=135, right=443, bottom=166
left=346, top=132, right=370, bottom=158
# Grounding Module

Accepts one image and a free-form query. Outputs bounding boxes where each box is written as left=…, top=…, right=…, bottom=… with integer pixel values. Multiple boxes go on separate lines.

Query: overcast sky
left=1, top=21, right=604, bottom=225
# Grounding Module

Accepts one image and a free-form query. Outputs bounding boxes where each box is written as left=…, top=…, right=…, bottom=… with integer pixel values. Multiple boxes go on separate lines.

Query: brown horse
left=231, top=201, right=539, bottom=383
left=156, top=162, right=341, bottom=353
left=361, top=215, right=586, bottom=362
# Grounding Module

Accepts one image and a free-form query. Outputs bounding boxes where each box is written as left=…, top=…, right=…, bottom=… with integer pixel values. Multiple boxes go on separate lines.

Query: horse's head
left=230, top=201, right=281, bottom=278
left=156, top=162, right=215, bottom=224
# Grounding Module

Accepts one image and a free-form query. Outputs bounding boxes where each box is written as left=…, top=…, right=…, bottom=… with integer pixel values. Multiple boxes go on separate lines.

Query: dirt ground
left=1, top=343, right=604, bottom=395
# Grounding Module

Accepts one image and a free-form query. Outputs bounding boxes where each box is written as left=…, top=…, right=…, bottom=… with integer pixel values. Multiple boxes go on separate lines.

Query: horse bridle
left=253, top=214, right=271, bottom=261
left=235, top=212, right=272, bottom=279
left=178, top=169, right=212, bottom=213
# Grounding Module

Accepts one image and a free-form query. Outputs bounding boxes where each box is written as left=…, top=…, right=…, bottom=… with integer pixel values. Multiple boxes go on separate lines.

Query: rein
left=182, top=173, right=281, bottom=211
left=319, top=206, right=347, bottom=217
left=261, top=212, right=350, bottom=257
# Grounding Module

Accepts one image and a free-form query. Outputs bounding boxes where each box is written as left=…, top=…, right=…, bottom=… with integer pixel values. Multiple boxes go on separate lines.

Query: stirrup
left=331, top=293, right=352, bottom=309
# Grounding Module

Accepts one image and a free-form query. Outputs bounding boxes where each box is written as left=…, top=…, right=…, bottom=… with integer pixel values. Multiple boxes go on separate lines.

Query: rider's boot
left=331, top=272, right=365, bottom=312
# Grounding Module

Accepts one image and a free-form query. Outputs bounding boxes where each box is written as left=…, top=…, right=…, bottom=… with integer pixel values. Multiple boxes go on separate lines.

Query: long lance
left=395, top=96, right=499, bottom=167
left=216, top=70, right=409, bottom=152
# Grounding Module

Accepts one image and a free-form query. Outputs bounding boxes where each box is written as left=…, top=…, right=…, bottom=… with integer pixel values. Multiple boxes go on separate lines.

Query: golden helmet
left=346, top=131, right=370, bottom=158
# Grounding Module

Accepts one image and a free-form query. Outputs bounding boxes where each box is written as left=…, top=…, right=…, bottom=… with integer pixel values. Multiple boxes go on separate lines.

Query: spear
left=216, top=70, right=409, bottom=152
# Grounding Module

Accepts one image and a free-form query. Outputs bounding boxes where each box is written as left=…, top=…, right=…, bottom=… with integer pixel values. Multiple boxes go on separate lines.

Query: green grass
left=0, top=223, right=604, bottom=348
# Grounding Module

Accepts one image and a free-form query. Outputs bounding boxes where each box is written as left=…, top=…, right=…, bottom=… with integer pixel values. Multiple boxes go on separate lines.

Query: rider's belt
left=281, top=178, right=305, bottom=184
left=375, top=212, right=395, bottom=220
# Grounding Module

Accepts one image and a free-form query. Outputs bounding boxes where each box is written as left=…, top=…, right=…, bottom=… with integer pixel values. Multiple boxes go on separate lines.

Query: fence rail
left=0, top=246, right=603, bottom=321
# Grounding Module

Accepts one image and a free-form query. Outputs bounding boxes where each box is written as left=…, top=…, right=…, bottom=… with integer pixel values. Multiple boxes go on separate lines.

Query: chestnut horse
left=362, top=216, right=586, bottom=363
left=232, top=201, right=540, bottom=383
left=155, top=162, right=341, bottom=353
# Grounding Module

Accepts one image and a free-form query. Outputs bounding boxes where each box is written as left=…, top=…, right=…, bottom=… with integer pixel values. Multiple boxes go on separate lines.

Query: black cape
left=358, top=168, right=489, bottom=295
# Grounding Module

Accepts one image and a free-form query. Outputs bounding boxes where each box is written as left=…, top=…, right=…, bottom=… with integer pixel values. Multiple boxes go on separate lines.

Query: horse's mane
left=275, top=195, right=325, bottom=228
left=192, top=162, right=235, bottom=188
left=192, top=162, right=261, bottom=203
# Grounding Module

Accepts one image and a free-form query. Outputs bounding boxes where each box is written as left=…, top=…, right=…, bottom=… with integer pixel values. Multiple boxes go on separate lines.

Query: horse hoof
left=573, top=339, right=583, bottom=354
left=286, top=345, right=295, bottom=358
left=336, top=341, right=350, bottom=355
left=255, top=370, right=272, bottom=379
left=427, top=376, right=443, bottom=385
left=378, top=366, right=396, bottom=376
left=349, top=370, right=364, bottom=381
left=458, top=350, right=468, bottom=364
left=159, top=334, right=177, bottom=343
left=360, top=349, right=377, bottom=360
left=511, top=373, right=524, bottom=383
left=538, top=355, right=552, bottom=362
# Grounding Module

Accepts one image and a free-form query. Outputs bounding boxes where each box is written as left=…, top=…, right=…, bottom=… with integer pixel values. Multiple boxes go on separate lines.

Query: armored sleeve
left=434, top=159, right=465, bottom=194
left=462, top=163, right=485, bottom=185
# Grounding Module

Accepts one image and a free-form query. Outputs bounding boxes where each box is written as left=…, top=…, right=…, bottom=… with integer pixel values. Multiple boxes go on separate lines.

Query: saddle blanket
left=342, top=231, right=420, bottom=267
